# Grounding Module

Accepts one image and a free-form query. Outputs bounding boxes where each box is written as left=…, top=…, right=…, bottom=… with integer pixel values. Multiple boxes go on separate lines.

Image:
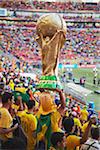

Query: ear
left=57, top=141, right=61, bottom=147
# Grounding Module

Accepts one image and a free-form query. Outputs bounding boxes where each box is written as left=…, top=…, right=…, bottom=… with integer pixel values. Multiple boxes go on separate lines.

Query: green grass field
left=73, top=68, right=100, bottom=112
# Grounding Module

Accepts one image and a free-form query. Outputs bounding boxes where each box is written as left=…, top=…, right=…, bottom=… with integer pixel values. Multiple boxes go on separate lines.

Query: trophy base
left=36, top=76, right=62, bottom=89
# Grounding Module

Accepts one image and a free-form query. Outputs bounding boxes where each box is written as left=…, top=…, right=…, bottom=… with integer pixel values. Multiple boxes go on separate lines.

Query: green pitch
left=73, top=68, right=100, bottom=112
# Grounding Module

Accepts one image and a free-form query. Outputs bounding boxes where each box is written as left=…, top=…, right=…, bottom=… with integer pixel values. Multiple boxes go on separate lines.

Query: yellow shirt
left=74, top=118, right=82, bottom=128
left=17, top=109, right=28, bottom=118
left=51, top=110, right=62, bottom=132
left=15, top=87, right=26, bottom=93
left=80, top=109, right=89, bottom=121
left=12, top=104, right=19, bottom=111
left=20, top=112, right=37, bottom=150
left=9, top=82, right=15, bottom=91
left=0, top=107, right=13, bottom=140
left=66, top=135, right=80, bottom=150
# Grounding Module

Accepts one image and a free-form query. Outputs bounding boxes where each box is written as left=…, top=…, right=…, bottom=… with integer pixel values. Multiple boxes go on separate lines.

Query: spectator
left=0, top=92, right=18, bottom=141
left=35, top=88, right=66, bottom=149
left=80, top=106, right=89, bottom=124
left=63, top=116, right=97, bottom=150
left=19, top=100, right=37, bottom=150
left=50, top=132, right=65, bottom=150
left=80, top=127, right=100, bottom=150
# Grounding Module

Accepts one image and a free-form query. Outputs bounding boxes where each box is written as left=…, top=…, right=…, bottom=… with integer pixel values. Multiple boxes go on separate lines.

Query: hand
left=13, top=123, right=19, bottom=130
left=57, top=30, right=65, bottom=34
left=89, top=116, right=97, bottom=125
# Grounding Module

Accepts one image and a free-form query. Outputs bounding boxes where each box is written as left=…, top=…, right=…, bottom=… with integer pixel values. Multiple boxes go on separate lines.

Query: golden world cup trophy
left=36, top=14, right=66, bottom=89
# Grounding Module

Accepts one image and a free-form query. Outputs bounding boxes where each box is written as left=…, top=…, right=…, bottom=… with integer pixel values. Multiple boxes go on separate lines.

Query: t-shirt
left=17, top=109, right=27, bottom=118
left=12, top=104, right=19, bottom=111
left=65, top=135, right=81, bottom=150
left=74, top=118, right=82, bottom=128
left=51, top=110, right=62, bottom=132
left=81, top=109, right=89, bottom=121
left=80, top=138, right=100, bottom=150
left=20, top=112, right=37, bottom=150
left=0, top=107, right=13, bottom=140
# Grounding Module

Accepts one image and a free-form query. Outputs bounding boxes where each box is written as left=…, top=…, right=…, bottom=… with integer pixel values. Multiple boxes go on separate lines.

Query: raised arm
left=80, top=116, right=97, bottom=144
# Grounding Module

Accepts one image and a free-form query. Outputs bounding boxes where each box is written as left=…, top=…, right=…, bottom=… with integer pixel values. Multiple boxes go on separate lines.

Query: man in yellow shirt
left=63, top=116, right=97, bottom=150
left=0, top=92, right=18, bottom=141
left=36, top=88, right=66, bottom=150
left=20, top=100, right=37, bottom=150
left=80, top=106, right=89, bottom=124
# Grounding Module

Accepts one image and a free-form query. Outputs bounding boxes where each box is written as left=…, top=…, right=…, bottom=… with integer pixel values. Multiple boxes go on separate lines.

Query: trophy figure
left=36, top=14, right=66, bottom=89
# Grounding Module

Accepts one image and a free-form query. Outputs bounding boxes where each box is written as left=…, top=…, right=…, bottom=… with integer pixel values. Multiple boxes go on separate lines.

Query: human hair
left=91, top=127, right=100, bottom=140
left=1, top=137, right=26, bottom=150
left=51, top=132, right=64, bottom=148
left=26, top=100, right=35, bottom=109
left=63, top=117, right=74, bottom=133
left=2, top=92, right=13, bottom=104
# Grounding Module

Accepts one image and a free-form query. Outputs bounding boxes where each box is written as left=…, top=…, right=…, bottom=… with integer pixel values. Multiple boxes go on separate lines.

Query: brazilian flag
left=13, top=91, right=30, bottom=103
left=36, top=114, right=52, bottom=150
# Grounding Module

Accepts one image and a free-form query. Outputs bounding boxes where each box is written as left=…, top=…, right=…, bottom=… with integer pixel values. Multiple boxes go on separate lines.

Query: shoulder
left=66, top=135, right=81, bottom=144
left=66, top=135, right=81, bottom=148
left=67, top=135, right=80, bottom=140
left=0, top=107, right=11, bottom=117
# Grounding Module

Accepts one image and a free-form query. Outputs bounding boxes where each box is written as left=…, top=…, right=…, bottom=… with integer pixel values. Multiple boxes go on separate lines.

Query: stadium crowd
left=0, top=57, right=100, bottom=150
left=0, top=58, right=100, bottom=150
left=0, top=1, right=99, bottom=149
left=0, top=23, right=99, bottom=65
left=0, top=0, right=99, bottom=11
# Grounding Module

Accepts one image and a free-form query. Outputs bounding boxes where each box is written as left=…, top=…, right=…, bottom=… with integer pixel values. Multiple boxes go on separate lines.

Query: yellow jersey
left=20, top=112, right=37, bottom=150
left=74, top=118, right=82, bottom=128
left=0, top=107, right=13, bottom=140
left=80, top=109, right=89, bottom=121
left=65, top=135, right=80, bottom=150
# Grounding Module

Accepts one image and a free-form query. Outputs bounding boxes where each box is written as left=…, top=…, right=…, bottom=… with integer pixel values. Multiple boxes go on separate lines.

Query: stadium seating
left=0, top=0, right=99, bottom=11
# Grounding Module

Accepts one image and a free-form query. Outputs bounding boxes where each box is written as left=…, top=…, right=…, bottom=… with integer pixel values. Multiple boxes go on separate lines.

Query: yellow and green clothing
left=36, top=110, right=62, bottom=150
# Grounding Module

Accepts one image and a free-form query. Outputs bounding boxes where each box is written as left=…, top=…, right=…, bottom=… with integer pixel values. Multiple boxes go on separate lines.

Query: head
left=2, top=92, right=13, bottom=108
left=63, top=117, right=74, bottom=133
left=26, top=100, right=35, bottom=110
left=51, top=132, right=65, bottom=149
left=91, top=127, right=100, bottom=140
left=16, top=95, right=22, bottom=105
